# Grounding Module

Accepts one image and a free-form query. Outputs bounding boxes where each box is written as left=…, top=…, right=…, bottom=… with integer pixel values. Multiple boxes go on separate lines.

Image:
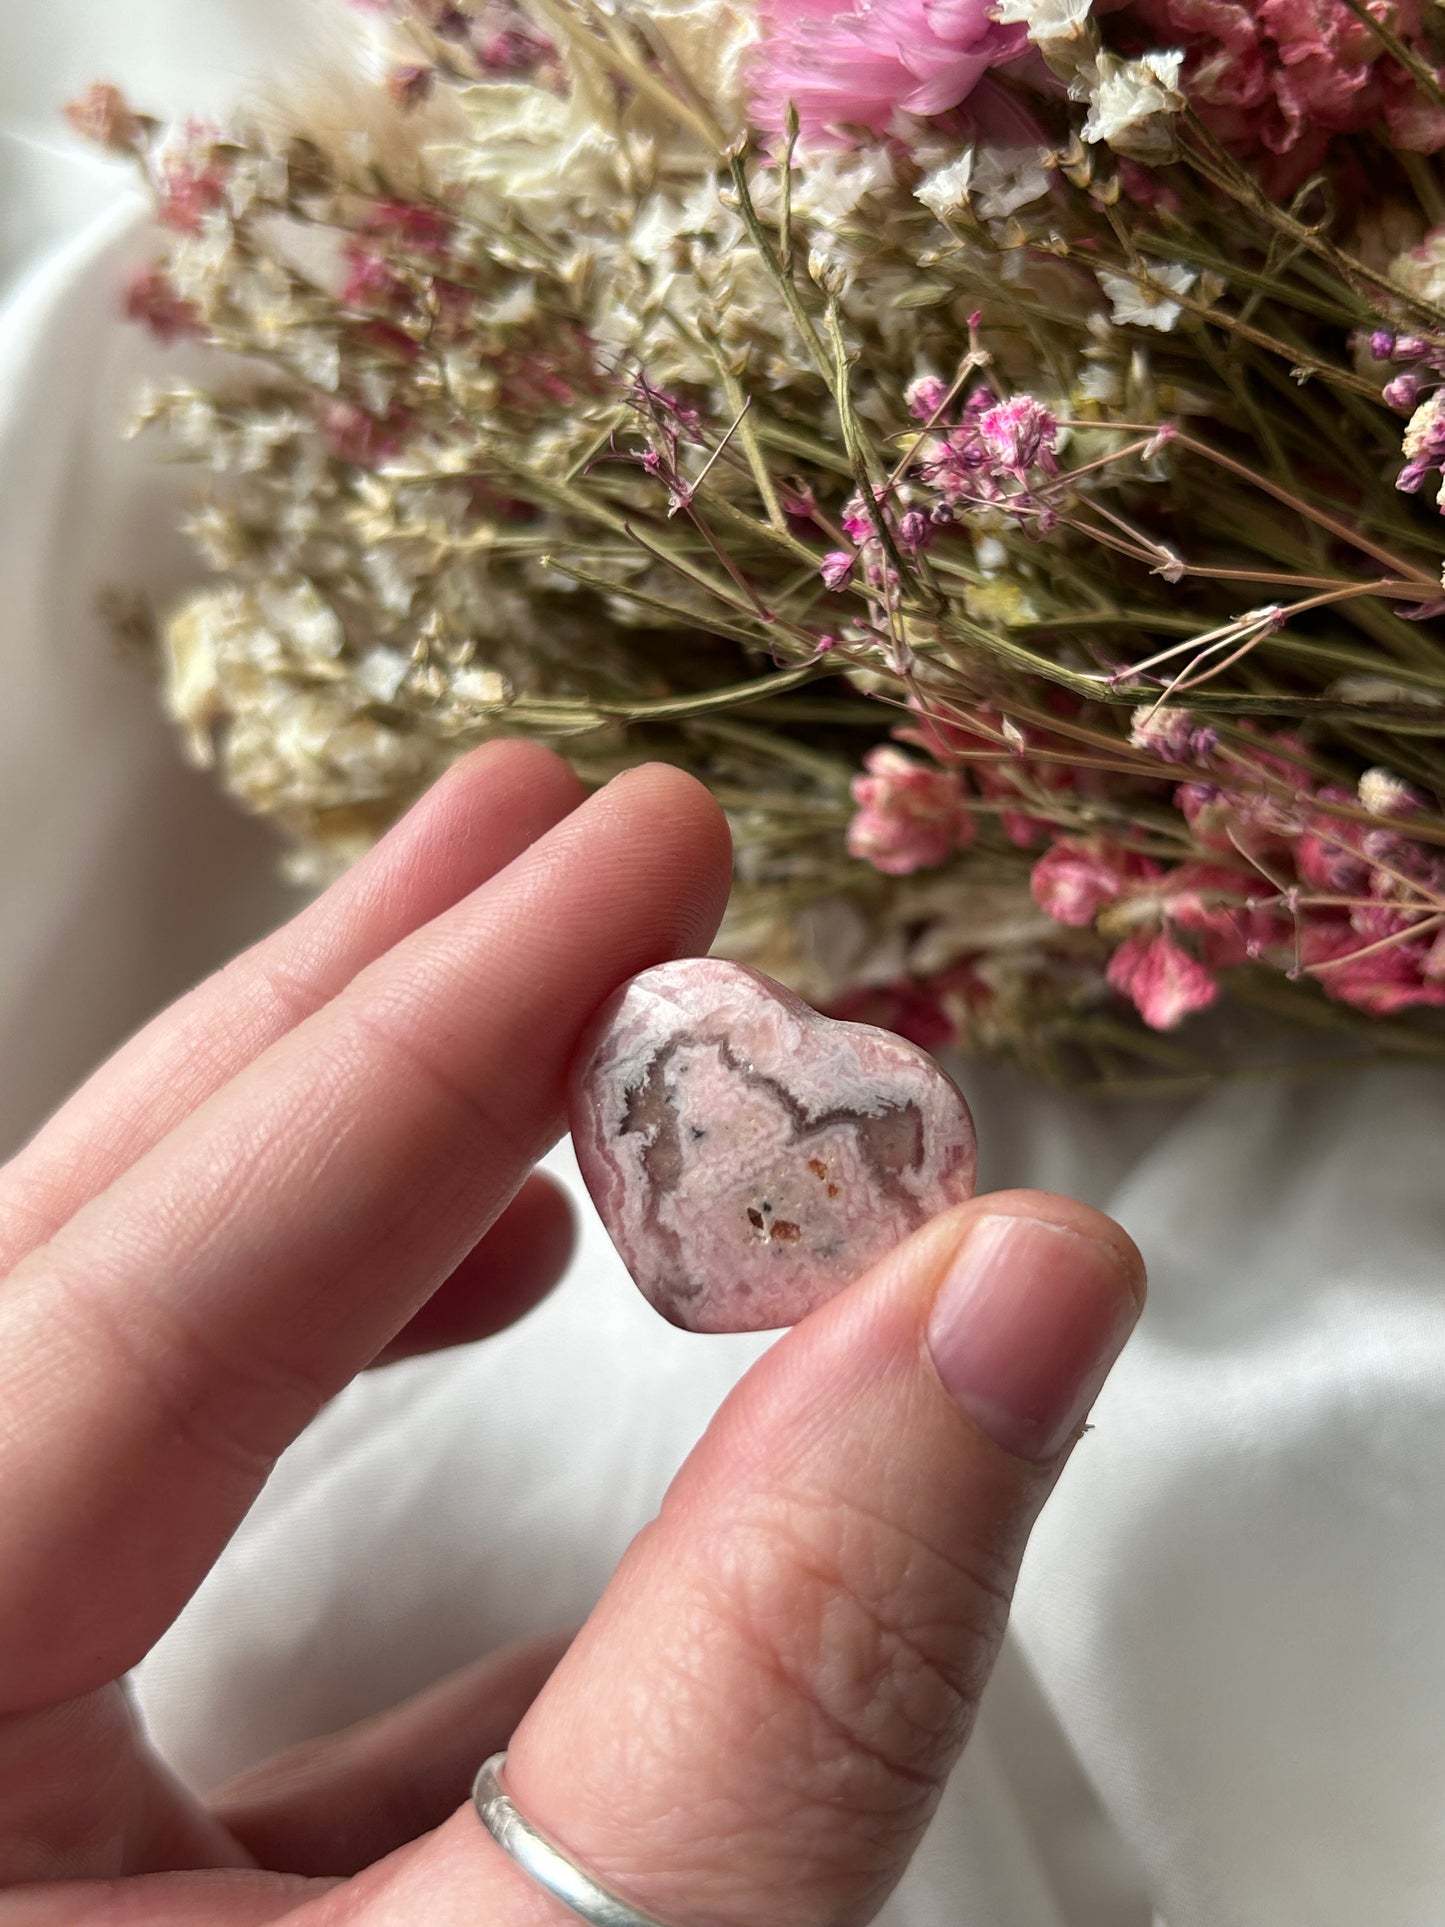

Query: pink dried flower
left=847, top=745, right=976, bottom=875
left=1302, top=919, right=1445, bottom=1014
left=750, top=0, right=1027, bottom=141
left=919, top=387, right=1061, bottom=529
left=1132, top=0, right=1445, bottom=189
left=897, top=509, right=932, bottom=553
left=358, top=200, right=452, bottom=254
left=341, top=242, right=412, bottom=311
left=386, top=64, right=436, bottom=108
left=828, top=975, right=960, bottom=1051
left=820, top=549, right=856, bottom=590
left=840, top=489, right=882, bottom=544
left=1384, top=369, right=1426, bottom=410
left=1397, top=389, right=1445, bottom=501
left=65, top=82, right=144, bottom=154
left=899, top=699, right=1094, bottom=847
left=155, top=129, right=229, bottom=233
left=320, top=400, right=414, bottom=466
left=1106, top=931, right=1221, bottom=1030
left=1033, top=833, right=1280, bottom=1024
left=1129, top=704, right=1218, bottom=765
left=1295, top=795, right=1372, bottom=893
left=1030, top=837, right=1157, bottom=926
left=1174, top=732, right=1311, bottom=856
left=1163, top=861, right=1282, bottom=968
left=123, top=265, right=201, bottom=343
left=905, top=373, right=950, bottom=420
left=975, top=395, right=1059, bottom=474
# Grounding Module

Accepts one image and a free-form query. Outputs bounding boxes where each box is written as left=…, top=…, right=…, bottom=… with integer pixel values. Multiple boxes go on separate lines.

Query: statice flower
left=1080, top=51, right=1185, bottom=163
left=847, top=746, right=977, bottom=874
left=751, top=0, right=1027, bottom=140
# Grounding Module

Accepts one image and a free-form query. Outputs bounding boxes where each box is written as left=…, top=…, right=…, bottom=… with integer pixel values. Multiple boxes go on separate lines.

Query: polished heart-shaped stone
left=568, top=958, right=977, bottom=1333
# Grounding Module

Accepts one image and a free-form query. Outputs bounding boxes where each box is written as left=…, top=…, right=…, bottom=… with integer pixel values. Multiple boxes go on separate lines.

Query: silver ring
left=471, top=1751, right=681, bottom=1927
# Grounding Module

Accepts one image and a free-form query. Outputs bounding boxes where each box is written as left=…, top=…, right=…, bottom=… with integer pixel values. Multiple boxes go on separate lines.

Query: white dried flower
left=1358, top=767, right=1424, bottom=817
left=916, top=152, right=974, bottom=218
left=1098, top=259, right=1196, bottom=330
left=354, top=646, right=413, bottom=704
left=994, top=0, right=1091, bottom=28
left=806, top=244, right=848, bottom=295
left=1082, top=51, right=1184, bottom=162
left=287, top=328, right=343, bottom=391
left=450, top=665, right=510, bottom=706
left=162, top=593, right=230, bottom=765
left=257, top=579, right=346, bottom=661
left=971, top=144, right=1053, bottom=219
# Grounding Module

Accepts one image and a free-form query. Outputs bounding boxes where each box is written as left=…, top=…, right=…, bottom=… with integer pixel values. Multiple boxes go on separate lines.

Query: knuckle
left=335, top=997, right=511, bottom=1153
left=36, top=1245, right=329, bottom=1487
left=706, top=1484, right=1015, bottom=1822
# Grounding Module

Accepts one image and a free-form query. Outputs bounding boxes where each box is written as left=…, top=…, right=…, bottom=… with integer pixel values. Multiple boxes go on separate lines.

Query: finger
left=368, top=1191, right=1145, bottom=1927
left=0, top=1870, right=336, bottom=1926
left=0, top=740, right=585, bottom=1272
left=211, top=1632, right=571, bottom=1876
left=369, top=1173, right=575, bottom=1366
left=0, top=766, right=731, bottom=1711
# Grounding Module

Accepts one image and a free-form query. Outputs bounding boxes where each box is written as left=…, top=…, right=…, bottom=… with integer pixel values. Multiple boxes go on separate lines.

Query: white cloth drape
left=4, top=9, right=1444, bottom=1922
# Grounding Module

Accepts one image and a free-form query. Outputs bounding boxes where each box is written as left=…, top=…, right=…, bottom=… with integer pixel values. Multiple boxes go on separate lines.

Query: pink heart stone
left=568, top=958, right=977, bottom=1333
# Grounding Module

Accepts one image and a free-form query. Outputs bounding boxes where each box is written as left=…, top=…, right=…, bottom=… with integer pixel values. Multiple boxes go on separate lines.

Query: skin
left=0, top=740, right=1144, bottom=1927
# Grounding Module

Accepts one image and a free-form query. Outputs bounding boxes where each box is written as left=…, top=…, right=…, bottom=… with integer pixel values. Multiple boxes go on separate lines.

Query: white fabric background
left=3, top=7, right=1445, bottom=1921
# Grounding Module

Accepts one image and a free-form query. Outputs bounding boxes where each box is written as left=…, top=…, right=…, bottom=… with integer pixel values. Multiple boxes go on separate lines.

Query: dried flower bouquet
left=70, top=0, right=1445, bottom=1088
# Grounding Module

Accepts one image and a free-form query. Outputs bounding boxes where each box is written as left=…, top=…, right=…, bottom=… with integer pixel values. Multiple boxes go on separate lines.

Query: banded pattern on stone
left=569, top=959, right=977, bottom=1332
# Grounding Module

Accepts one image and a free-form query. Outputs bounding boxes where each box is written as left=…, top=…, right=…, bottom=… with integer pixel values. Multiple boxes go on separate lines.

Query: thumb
left=366, top=1190, right=1144, bottom=1927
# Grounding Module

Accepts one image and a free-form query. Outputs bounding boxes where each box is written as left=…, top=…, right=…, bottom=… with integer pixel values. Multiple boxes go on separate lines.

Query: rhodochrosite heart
left=568, top=959, right=977, bottom=1333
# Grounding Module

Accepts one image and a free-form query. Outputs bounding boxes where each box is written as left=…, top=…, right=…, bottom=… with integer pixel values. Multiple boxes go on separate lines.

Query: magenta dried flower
left=975, top=396, right=1059, bottom=476
left=917, top=388, right=1061, bottom=529
left=905, top=374, right=949, bottom=420
left=897, top=509, right=932, bottom=553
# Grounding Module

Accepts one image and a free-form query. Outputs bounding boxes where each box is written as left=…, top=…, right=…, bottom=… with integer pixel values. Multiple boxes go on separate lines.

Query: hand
left=0, top=741, right=1144, bottom=1927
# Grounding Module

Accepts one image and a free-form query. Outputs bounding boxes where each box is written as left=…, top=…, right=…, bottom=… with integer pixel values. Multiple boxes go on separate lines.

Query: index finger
left=0, top=740, right=585, bottom=1271
left=0, top=764, right=731, bottom=1713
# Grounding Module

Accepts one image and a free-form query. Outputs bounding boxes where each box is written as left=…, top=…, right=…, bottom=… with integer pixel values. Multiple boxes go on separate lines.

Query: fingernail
left=927, top=1214, right=1142, bottom=1463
